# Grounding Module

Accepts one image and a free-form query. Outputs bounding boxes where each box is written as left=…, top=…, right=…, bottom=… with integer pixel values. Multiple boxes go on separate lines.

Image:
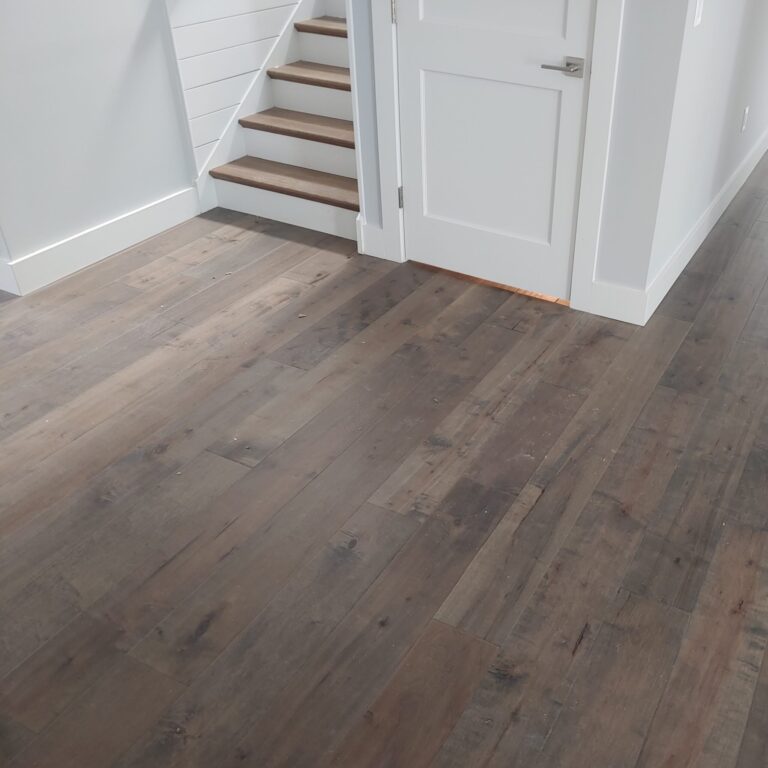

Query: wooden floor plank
left=115, top=503, right=419, bottom=768
left=0, top=251, right=376, bottom=534
left=269, top=262, right=431, bottom=369
left=0, top=357, right=299, bottom=607
left=127, top=322, right=519, bottom=683
left=8, top=657, right=183, bottom=768
left=635, top=525, right=768, bottom=768
left=367, top=302, right=581, bottom=515
left=661, top=220, right=768, bottom=398
left=430, top=384, right=704, bottom=768
left=0, top=714, right=33, bottom=764
left=0, top=613, right=123, bottom=733
left=0, top=209, right=244, bottom=337
left=1, top=154, right=767, bottom=767
left=523, top=591, right=688, bottom=768
left=437, top=313, right=690, bottom=643
left=89, top=279, right=477, bottom=649
left=225, top=478, right=514, bottom=768
left=331, top=620, right=497, bottom=768
left=736, top=647, right=768, bottom=767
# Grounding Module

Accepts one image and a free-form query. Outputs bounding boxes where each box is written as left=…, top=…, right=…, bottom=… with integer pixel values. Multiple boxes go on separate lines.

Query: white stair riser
left=297, top=32, right=349, bottom=68
left=324, top=0, right=346, bottom=17
left=270, top=79, right=353, bottom=120
left=215, top=179, right=358, bottom=240
left=243, top=130, right=357, bottom=177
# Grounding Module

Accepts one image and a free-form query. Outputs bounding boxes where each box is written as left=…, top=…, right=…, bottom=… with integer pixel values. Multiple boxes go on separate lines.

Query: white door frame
left=369, top=0, right=628, bottom=308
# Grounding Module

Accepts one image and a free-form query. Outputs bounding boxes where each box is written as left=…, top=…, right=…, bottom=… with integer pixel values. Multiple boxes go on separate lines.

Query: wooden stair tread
left=240, top=108, right=355, bottom=149
left=267, top=61, right=351, bottom=91
left=210, top=156, right=359, bottom=211
left=295, top=16, right=347, bottom=37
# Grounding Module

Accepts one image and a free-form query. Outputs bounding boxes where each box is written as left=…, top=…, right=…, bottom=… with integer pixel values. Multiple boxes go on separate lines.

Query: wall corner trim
left=572, top=124, right=768, bottom=327
left=569, top=277, right=649, bottom=326
left=0, top=259, right=20, bottom=296
left=6, top=187, right=200, bottom=295
left=356, top=217, right=403, bottom=262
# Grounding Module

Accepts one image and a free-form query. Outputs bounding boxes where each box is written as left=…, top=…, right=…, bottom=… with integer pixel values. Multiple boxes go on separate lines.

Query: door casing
left=366, top=0, right=631, bottom=319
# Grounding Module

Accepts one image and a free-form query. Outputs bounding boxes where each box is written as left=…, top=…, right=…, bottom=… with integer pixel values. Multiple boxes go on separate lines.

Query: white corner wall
left=0, top=1, right=199, bottom=295
left=587, top=0, right=768, bottom=324
left=648, top=0, right=768, bottom=297
left=594, top=0, right=689, bottom=292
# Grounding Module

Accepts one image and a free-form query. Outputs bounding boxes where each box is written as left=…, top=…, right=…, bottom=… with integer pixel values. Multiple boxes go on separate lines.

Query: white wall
left=166, top=0, right=299, bottom=174
left=0, top=1, right=195, bottom=259
left=594, top=0, right=689, bottom=290
left=0, top=0, right=198, bottom=294
left=650, top=0, right=768, bottom=282
left=592, top=0, right=768, bottom=320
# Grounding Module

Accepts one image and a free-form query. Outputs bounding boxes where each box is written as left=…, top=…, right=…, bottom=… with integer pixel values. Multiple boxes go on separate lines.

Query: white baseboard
left=569, top=276, right=649, bottom=326
left=572, top=127, right=768, bottom=326
left=644, top=126, right=768, bottom=322
left=356, top=218, right=406, bottom=263
left=0, top=259, right=20, bottom=296
left=7, top=188, right=200, bottom=295
left=356, top=218, right=385, bottom=259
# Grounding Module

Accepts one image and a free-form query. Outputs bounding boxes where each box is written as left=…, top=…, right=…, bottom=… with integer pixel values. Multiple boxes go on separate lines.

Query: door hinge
left=391, top=0, right=397, bottom=24
left=398, top=186, right=404, bottom=208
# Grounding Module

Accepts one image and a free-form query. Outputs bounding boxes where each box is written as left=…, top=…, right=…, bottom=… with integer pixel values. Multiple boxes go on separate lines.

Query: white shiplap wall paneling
left=172, top=6, right=293, bottom=59
left=184, top=72, right=255, bottom=119
left=167, top=0, right=299, bottom=168
left=178, top=38, right=275, bottom=90
left=168, top=0, right=297, bottom=28
left=190, top=106, right=239, bottom=147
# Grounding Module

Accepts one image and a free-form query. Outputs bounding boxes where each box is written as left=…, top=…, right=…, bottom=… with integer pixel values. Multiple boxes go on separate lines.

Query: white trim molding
left=5, top=188, right=200, bottom=295
left=370, top=0, right=405, bottom=263
left=573, top=122, right=768, bottom=326
left=0, top=261, right=20, bottom=296
left=374, top=0, right=631, bottom=283
left=0, top=225, right=19, bottom=295
left=356, top=217, right=390, bottom=260
left=570, top=0, right=629, bottom=321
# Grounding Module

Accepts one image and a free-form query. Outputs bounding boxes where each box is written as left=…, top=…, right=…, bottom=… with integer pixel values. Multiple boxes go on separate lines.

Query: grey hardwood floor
left=1, top=154, right=768, bottom=767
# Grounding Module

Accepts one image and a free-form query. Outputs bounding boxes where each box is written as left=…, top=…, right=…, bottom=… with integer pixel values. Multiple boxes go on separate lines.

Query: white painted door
left=397, top=0, right=594, bottom=300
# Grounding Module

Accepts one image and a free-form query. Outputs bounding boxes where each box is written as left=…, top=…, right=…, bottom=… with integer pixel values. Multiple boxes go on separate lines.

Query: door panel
left=420, top=0, right=569, bottom=37
left=398, top=0, right=594, bottom=299
left=423, top=72, right=560, bottom=243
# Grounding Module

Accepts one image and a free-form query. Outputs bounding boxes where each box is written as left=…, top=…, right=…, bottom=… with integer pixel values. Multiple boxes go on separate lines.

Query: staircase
left=210, top=1, right=358, bottom=240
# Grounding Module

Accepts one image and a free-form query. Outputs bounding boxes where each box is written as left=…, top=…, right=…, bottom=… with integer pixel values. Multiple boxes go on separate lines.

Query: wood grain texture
left=267, top=60, right=351, bottom=91
left=210, top=156, right=359, bottom=210
left=332, top=619, right=496, bottom=768
left=240, top=107, right=355, bottom=148
left=295, top=16, right=348, bottom=38
left=8, top=656, right=182, bottom=768
left=636, top=524, right=768, bottom=768
left=1, top=149, right=767, bottom=768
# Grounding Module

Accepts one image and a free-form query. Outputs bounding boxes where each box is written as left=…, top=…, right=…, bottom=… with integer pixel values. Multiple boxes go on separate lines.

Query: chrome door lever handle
left=541, top=56, right=585, bottom=78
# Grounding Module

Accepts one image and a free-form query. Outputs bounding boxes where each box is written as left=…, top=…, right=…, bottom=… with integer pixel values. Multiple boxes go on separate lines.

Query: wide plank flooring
left=1, top=154, right=768, bottom=767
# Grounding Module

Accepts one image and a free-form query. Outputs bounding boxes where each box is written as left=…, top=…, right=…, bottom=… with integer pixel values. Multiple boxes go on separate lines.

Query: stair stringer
left=195, top=0, right=328, bottom=213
